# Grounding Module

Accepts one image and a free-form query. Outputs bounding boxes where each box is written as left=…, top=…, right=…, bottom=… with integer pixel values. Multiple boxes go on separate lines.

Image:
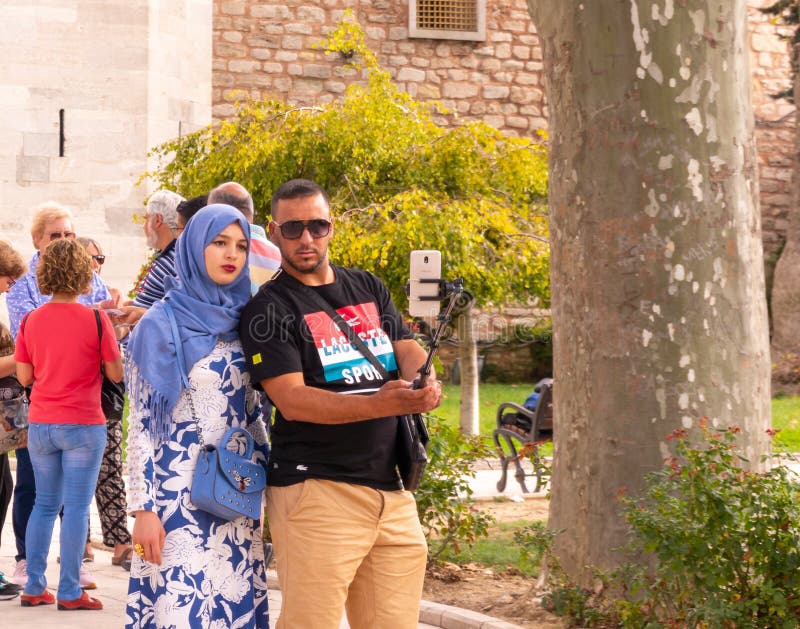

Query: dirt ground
left=422, top=497, right=565, bottom=629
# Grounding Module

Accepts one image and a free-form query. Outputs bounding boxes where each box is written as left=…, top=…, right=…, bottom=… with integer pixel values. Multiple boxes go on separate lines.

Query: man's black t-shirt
left=239, top=266, right=415, bottom=490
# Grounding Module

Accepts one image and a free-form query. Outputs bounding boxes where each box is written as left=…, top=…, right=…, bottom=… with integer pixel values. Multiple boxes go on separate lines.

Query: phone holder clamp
left=404, top=278, right=464, bottom=301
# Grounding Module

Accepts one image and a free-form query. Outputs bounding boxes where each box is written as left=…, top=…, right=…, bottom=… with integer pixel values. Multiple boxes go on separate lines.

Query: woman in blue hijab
left=124, top=204, right=269, bottom=629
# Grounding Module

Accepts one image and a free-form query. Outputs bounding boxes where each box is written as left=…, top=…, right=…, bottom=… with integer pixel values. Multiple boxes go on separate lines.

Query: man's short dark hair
left=270, top=179, right=330, bottom=219
left=177, top=195, right=208, bottom=227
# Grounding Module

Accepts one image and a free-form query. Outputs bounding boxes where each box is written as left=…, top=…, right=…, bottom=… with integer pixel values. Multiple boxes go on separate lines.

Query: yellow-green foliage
left=147, top=13, right=550, bottom=309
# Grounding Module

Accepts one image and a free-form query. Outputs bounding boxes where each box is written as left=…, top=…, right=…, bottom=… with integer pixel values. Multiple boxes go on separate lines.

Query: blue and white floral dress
left=125, top=340, right=270, bottom=629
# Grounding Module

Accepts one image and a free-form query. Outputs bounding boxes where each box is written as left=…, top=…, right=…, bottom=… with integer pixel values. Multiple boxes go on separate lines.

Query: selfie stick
left=413, top=278, right=465, bottom=389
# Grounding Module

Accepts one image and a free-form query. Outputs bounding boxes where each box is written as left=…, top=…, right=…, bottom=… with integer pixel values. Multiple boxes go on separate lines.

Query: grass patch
left=437, top=384, right=800, bottom=449
left=437, top=382, right=536, bottom=435
left=773, top=395, right=800, bottom=451
left=438, top=518, right=542, bottom=577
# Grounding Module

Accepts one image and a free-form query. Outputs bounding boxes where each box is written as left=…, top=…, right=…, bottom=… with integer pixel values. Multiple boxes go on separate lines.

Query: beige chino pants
left=267, top=479, right=428, bottom=629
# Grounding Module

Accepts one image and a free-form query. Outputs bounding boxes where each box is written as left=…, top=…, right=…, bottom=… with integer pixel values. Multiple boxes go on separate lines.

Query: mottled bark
left=457, top=308, right=480, bottom=435
left=770, top=42, right=800, bottom=361
left=527, top=0, right=771, bottom=585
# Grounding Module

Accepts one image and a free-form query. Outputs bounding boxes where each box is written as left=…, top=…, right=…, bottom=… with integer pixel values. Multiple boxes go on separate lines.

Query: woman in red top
left=13, top=238, right=123, bottom=611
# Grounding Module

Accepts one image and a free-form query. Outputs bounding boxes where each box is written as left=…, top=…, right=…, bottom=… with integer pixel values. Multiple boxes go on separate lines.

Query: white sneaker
left=79, top=558, right=97, bottom=590
left=10, top=559, right=27, bottom=587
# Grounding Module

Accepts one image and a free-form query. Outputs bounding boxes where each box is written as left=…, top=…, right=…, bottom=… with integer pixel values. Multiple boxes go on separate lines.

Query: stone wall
left=749, top=2, right=795, bottom=274
left=0, top=0, right=213, bottom=305
left=213, top=0, right=546, bottom=133
left=212, top=0, right=795, bottom=269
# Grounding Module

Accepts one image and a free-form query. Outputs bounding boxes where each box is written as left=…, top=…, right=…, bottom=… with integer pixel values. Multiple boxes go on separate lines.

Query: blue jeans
left=24, top=423, right=105, bottom=599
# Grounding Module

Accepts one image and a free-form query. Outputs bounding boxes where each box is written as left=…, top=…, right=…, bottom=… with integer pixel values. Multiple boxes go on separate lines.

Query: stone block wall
left=749, top=2, right=795, bottom=269
left=213, top=0, right=546, bottom=133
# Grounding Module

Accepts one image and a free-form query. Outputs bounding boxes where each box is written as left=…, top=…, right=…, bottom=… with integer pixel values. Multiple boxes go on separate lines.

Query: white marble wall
left=0, top=0, right=212, bottom=323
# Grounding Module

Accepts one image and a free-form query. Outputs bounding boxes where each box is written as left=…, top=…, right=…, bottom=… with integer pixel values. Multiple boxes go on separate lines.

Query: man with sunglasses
left=5, top=201, right=116, bottom=590
left=240, top=179, right=442, bottom=629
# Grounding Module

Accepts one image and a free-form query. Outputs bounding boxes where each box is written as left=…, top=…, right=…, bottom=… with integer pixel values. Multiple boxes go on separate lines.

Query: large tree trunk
left=527, top=0, right=772, bottom=585
left=770, top=42, right=800, bottom=371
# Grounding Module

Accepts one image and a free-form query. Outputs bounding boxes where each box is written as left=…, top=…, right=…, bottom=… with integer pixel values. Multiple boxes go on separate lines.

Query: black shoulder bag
left=293, top=282, right=429, bottom=491
left=93, top=310, right=126, bottom=421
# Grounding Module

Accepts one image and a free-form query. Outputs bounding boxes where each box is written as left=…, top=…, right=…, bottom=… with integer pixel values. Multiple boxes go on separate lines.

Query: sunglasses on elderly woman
left=92, top=255, right=106, bottom=265
left=273, top=219, right=332, bottom=240
left=49, top=231, right=76, bottom=241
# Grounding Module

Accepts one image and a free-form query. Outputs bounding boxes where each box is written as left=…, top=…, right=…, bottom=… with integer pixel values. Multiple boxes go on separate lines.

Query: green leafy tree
left=146, top=13, right=549, bottom=431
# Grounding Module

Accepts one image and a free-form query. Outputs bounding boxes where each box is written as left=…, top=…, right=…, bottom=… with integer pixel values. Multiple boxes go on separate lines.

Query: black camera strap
left=291, top=280, right=391, bottom=381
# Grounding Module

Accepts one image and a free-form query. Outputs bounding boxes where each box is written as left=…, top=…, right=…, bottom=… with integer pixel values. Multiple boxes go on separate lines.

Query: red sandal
left=57, top=590, right=103, bottom=611
left=20, top=589, right=55, bottom=606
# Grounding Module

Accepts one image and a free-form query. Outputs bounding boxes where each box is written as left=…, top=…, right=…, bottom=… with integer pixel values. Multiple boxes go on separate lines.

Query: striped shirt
left=132, top=240, right=177, bottom=308
left=249, top=224, right=281, bottom=295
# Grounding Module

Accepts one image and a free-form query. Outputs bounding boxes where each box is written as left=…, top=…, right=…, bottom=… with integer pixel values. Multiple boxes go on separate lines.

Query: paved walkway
left=0, top=461, right=532, bottom=628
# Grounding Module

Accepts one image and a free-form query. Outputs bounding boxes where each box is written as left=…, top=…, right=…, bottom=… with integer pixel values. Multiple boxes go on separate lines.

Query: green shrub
left=514, top=520, right=556, bottom=573
left=617, top=421, right=800, bottom=627
left=528, top=422, right=800, bottom=628
left=415, top=417, right=495, bottom=562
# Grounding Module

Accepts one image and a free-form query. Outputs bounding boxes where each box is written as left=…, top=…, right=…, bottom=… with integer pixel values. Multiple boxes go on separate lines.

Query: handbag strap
left=94, top=308, right=102, bottom=344
left=92, top=311, right=109, bottom=389
left=93, top=309, right=103, bottom=368
left=163, top=301, right=207, bottom=449
left=292, top=280, right=391, bottom=381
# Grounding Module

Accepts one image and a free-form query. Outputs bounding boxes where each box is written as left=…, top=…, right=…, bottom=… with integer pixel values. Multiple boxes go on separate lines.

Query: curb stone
left=269, top=571, right=526, bottom=629
left=420, top=599, right=526, bottom=628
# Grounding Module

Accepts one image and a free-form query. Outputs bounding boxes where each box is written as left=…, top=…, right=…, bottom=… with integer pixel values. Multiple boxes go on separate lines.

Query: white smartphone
left=408, top=250, right=442, bottom=318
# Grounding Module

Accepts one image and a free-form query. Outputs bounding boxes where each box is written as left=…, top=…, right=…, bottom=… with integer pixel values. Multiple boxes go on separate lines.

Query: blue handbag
left=163, top=301, right=266, bottom=521
left=191, top=426, right=266, bottom=521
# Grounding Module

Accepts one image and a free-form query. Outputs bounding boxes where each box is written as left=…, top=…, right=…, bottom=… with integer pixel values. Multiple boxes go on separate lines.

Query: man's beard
left=283, top=247, right=326, bottom=275
left=145, top=226, right=159, bottom=249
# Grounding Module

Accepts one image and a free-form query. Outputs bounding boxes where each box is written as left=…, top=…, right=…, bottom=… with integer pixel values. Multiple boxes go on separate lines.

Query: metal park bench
left=492, top=378, right=553, bottom=493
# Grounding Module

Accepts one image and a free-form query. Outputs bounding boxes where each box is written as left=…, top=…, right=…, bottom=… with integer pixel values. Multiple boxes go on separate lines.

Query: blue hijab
left=126, top=204, right=251, bottom=444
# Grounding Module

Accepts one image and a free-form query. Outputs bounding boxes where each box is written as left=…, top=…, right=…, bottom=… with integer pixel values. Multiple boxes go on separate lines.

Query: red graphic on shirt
left=304, top=302, right=397, bottom=384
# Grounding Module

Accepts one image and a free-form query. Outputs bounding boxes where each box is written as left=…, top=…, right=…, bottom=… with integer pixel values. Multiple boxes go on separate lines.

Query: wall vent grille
left=409, top=0, right=486, bottom=41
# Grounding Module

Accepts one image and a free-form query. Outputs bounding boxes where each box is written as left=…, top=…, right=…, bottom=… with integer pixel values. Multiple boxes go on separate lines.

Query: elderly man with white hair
left=115, top=189, right=185, bottom=329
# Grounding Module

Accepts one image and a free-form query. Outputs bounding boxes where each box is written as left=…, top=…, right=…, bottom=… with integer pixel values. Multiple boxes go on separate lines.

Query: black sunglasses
left=273, top=219, right=332, bottom=240
left=92, top=254, right=106, bottom=265
left=49, top=231, right=76, bottom=241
